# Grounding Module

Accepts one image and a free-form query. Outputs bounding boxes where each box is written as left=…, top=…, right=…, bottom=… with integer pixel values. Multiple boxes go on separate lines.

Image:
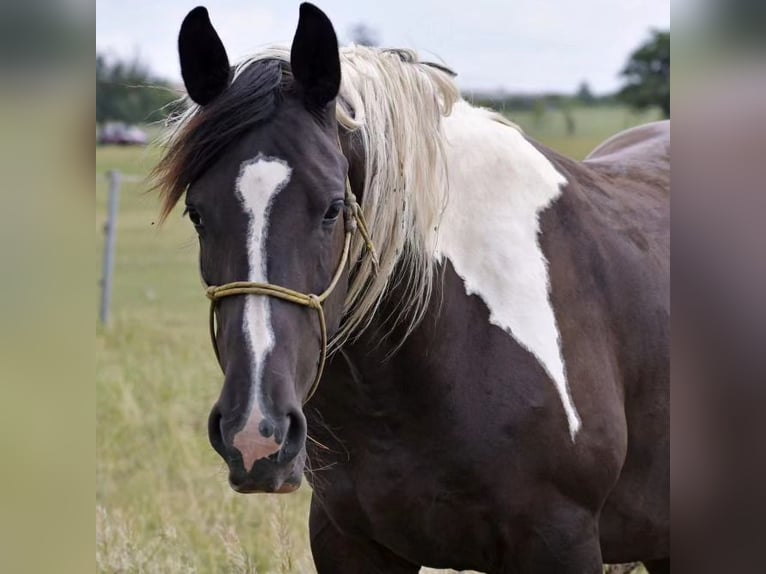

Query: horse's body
left=307, top=113, right=670, bottom=573
left=158, top=5, right=669, bottom=572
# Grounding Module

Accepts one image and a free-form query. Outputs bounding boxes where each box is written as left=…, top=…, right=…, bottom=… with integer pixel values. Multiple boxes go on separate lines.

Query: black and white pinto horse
left=154, top=4, right=669, bottom=573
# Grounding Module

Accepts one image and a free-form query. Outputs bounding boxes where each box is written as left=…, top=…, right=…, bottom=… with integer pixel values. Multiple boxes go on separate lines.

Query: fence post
left=100, top=170, right=121, bottom=326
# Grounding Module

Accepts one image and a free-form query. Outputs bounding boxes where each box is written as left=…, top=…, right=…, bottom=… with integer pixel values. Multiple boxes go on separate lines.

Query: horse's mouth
left=227, top=454, right=304, bottom=494
left=229, top=477, right=301, bottom=494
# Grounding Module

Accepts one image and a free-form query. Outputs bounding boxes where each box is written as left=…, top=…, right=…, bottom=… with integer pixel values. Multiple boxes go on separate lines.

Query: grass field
left=96, top=105, right=657, bottom=573
left=506, top=104, right=662, bottom=159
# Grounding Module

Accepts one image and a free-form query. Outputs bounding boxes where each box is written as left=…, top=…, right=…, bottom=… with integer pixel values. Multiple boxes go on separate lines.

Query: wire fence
left=98, top=170, right=143, bottom=326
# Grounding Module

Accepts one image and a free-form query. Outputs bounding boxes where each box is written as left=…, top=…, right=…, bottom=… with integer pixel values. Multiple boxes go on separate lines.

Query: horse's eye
left=323, top=200, right=344, bottom=223
left=184, top=206, right=203, bottom=228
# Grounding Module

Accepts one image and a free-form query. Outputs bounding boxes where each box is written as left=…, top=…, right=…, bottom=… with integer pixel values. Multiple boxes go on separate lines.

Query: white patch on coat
left=232, top=156, right=292, bottom=471
left=435, top=101, right=582, bottom=439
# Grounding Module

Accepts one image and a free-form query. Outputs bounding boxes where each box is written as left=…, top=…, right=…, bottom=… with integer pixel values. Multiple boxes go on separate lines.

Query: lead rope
left=205, top=177, right=377, bottom=405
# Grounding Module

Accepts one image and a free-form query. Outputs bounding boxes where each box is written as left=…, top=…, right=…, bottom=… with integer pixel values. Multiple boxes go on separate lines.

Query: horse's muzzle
left=208, top=404, right=306, bottom=493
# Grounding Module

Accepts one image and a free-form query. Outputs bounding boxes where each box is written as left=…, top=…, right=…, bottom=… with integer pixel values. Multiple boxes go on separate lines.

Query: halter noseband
left=204, top=177, right=377, bottom=405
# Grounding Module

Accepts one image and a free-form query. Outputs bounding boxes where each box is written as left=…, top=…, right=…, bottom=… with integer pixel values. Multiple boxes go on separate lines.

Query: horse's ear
left=290, top=3, right=341, bottom=109
left=178, top=6, right=230, bottom=106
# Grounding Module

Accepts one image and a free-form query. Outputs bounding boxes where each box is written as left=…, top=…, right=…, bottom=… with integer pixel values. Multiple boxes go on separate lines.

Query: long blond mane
left=337, top=46, right=459, bottom=345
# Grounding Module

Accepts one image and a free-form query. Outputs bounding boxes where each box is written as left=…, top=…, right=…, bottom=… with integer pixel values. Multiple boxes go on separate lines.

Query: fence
left=98, top=170, right=142, bottom=326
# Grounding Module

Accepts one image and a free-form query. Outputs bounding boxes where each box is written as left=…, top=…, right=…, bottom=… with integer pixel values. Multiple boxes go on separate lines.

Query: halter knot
left=344, top=212, right=357, bottom=233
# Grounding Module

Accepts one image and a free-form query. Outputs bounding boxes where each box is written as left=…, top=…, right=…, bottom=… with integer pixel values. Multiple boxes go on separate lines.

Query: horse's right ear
left=178, top=6, right=230, bottom=106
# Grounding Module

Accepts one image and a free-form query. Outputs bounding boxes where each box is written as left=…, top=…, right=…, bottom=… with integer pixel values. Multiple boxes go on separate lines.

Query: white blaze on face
left=232, top=156, right=292, bottom=471
left=436, top=101, right=582, bottom=439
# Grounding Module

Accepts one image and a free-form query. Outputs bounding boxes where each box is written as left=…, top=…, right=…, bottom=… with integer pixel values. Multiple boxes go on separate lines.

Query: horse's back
left=578, top=121, right=670, bottom=266
left=586, top=120, right=670, bottom=172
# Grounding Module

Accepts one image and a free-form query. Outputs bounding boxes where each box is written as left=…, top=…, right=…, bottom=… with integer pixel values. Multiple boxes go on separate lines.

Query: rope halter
left=204, top=178, right=377, bottom=405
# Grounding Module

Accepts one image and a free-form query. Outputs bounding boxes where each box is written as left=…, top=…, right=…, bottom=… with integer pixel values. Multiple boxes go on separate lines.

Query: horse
left=153, top=4, right=669, bottom=573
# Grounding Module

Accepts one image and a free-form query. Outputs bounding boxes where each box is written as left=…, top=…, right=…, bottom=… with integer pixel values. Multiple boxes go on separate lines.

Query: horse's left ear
left=290, top=3, right=341, bottom=109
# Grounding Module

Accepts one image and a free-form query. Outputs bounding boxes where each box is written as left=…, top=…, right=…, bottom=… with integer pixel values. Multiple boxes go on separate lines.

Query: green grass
left=96, top=106, right=654, bottom=573
left=506, top=104, right=662, bottom=160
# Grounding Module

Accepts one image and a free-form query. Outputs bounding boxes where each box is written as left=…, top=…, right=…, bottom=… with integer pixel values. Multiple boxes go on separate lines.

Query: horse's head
left=171, top=4, right=351, bottom=493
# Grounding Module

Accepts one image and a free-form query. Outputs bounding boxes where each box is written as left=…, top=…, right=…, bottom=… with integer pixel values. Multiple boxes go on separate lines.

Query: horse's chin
left=229, top=475, right=302, bottom=494
left=274, top=482, right=300, bottom=494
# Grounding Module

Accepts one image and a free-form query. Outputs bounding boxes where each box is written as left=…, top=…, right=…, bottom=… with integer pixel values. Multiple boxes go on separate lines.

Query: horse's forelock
left=151, top=58, right=287, bottom=222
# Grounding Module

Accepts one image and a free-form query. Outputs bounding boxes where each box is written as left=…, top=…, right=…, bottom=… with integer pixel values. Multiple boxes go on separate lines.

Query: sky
left=96, top=0, right=669, bottom=94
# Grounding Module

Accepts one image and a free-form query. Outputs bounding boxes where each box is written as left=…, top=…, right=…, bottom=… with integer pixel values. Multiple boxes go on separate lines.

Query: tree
left=562, top=104, right=576, bottom=136
left=575, top=81, right=595, bottom=105
left=96, top=53, right=180, bottom=125
left=617, top=30, right=670, bottom=118
left=348, top=23, right=379, bottom=47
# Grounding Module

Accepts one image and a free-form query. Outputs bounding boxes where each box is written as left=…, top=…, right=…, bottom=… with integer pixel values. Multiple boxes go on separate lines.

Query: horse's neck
left=338, top=101, right=583, bottom=435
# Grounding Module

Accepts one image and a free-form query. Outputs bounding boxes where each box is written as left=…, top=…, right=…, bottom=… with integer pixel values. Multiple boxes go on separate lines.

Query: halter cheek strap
left=204, top=180, right=377, bottom=405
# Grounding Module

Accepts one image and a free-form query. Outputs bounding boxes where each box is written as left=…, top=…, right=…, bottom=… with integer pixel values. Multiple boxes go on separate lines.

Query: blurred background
left=94, top=1, right=670, bottom=573
left=96, top=0, right=670, bottom=158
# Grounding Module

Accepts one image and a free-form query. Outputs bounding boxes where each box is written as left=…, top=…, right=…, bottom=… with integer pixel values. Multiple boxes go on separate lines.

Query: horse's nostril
left=258, top=418, right=275, bottom=439
left=278, top=410, right=306, bottom=464
left=208, top=405, right=226, bottom=458
left=273, top=415, right=289, bottom=445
